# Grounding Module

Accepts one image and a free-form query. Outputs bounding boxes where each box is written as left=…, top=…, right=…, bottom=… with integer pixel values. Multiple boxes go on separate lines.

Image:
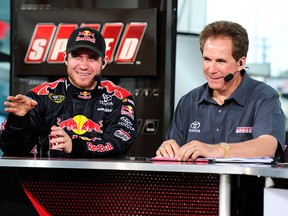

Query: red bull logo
left=78, top=91, right=91, bottom=99
left=121, top=105, right=134, bottom=120
left=79, top=30, right=94, bottom=37
left=81, top=119, right=103, bottom=133
left=76, top=30, right=96, bottom=43
left=87, top=142, right=114, bottom=152
left=57, top=118, right=78, bottom=131
left=57, top=115, right=103, bottom=135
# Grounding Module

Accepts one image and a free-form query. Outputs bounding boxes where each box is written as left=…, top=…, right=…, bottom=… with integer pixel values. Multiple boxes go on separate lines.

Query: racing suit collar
left=65, top=77, right=101, bottom=100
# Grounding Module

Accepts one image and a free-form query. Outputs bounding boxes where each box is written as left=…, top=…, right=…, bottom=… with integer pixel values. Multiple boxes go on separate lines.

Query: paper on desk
left=152, top=156, right=186, bottom=161
left=151, top=156, right=210, bottom=163
left=151, top=156, right=273, bottom=163
left=210, top=157, right=274, bottom=163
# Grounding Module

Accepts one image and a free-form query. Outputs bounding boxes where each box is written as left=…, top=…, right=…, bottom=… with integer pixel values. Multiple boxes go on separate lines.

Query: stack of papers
left=211, top=157, right=274, bottom=163
left=151, top=156, right=274, bottom=164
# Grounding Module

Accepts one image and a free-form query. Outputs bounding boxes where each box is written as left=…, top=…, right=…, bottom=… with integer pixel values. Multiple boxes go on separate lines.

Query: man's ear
left=64, top=53, right=68, bottom=65
left=101, top=56, right=109, bottom=69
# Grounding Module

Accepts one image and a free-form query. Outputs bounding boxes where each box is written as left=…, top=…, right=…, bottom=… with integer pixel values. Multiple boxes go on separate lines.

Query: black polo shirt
left=166, top=71, right=286, bottom=155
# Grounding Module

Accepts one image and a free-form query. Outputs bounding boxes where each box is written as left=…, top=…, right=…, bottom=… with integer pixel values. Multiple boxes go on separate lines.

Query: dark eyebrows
left=202, top=56, right=227, bottom=63
left=216, top=58, right=226, bottom=63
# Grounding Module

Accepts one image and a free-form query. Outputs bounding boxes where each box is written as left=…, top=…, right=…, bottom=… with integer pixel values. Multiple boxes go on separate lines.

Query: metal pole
left=219, top=174, right=231, bottom=216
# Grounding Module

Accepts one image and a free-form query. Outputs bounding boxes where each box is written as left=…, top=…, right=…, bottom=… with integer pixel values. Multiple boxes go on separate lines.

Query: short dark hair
left=199, top=21, right=249, bottom=61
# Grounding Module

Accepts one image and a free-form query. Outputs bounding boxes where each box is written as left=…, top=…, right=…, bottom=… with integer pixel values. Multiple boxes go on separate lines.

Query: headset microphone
left=224, top=73, right=235, bottom=82
left=224, top=69, right=245, bottom=82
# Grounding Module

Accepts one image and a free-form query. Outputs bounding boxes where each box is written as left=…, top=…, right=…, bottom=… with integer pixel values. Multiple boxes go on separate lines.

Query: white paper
left=210, top=157, right=273, bottom=163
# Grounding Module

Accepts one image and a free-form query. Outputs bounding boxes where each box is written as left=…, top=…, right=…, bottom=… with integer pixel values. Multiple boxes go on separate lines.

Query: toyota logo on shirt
left=189, top=121, right=201, bottom=133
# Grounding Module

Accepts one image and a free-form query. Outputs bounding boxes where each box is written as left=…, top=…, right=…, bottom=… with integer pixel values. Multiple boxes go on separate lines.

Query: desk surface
left=1, top=156, right=288, bottom=178
left=0, top=156, right=243, bottom=174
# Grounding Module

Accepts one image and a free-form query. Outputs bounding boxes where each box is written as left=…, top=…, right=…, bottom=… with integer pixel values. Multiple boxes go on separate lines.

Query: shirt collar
left=65, top=77, right=101, bottom=99
left=227, top=70, right=249, bottom=106
left=198, top=70, right=252, bottom=106
left=198, top=83, right=212, bottom=104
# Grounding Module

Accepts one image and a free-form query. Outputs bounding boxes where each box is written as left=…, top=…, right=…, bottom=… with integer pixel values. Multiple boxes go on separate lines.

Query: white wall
left=175, top=0, right=207, bottom=109
left=175, top=34, right=205, bottom=109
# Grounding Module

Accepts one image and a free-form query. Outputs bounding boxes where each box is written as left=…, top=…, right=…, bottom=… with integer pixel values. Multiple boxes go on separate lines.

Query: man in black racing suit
left=0, top=26, right=138, bottom=158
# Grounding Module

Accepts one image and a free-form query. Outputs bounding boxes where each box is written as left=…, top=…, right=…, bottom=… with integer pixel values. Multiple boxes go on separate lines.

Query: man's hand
left=4, top=94, right=38, bottom=116
left=156, top=139, right=180, bottom=158
left=175, top=140, right=224, bottom=161
left=49, top=125, right=73, bottom=154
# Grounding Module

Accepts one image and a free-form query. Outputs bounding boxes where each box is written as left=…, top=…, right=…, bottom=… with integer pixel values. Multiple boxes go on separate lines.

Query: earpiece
left=65, top=56, right=68, bottom=61
left=102, top=60, right=105, bottom=65
left=239, top=60, right=243, bottom=66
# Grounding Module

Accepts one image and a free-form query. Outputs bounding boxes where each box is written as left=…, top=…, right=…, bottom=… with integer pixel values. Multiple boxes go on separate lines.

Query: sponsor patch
left=118, top=116, right=135, bottom=131
left=236, top=127, right=252, bottom=133
left=87, top=142, right=114, bottom=152
left=48, top=93, right=65, bottom=103
left=99, top=93, right=113, bottom=106
left=97, top=107, right=113, bottom=112
left=121, top=105, right=134, bottom=120
left=114, top=129, right=131, bottom=141
left=188, top=121, right=201, bottom=133
left=122, top=98, right=134, bottom=106
left=78, top=91, right=91, bottom=99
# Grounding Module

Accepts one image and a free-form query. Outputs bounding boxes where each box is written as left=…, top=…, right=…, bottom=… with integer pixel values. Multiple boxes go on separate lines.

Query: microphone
left=224, top=69, right=245, bottom=82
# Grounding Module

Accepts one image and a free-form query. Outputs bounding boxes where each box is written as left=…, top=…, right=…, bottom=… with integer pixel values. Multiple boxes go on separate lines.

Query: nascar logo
left=25, top=22, right=147, bottom=64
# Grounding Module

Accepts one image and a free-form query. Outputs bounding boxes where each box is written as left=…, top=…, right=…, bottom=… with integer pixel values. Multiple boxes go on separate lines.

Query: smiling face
left=65, top=48, right=106, bottom=90
left=202, top=36, right=244, bottom=95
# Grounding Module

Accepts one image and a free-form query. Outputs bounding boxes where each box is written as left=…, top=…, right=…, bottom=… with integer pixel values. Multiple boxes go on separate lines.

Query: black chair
left=280, top=131, right=288, bottom=162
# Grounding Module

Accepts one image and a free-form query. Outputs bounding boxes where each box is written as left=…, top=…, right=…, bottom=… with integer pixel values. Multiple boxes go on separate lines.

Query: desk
left=0, top=157, right=283, bottom=216
left=244, top=163, right=288, bottom=179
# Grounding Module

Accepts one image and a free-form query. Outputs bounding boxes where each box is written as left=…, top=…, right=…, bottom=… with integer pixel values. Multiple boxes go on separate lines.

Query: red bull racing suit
left=0, top=77, right=138, bottom=158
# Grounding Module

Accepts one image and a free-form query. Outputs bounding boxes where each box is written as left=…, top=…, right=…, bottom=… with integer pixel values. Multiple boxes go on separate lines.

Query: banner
left=13, top=9, right=157, bottom=76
